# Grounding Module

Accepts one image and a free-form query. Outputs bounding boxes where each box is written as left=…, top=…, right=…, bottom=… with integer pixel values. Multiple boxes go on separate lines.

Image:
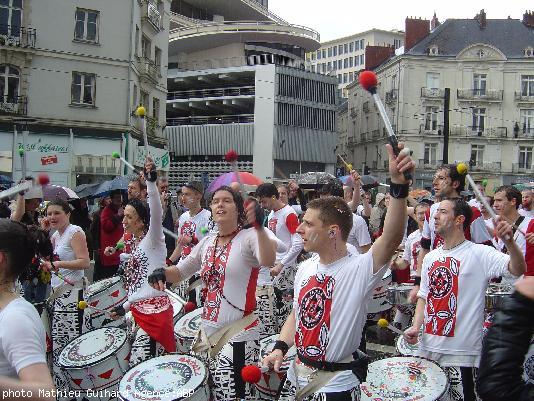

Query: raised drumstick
left=225, top=149, right=248, bottom=199
left=78, top=300, right=111, bottom=314
left=378, top=318, right=404, bottom=336
left=337, top=154, right=353, bottom=171
left=111, top=152, right=139, bottom=174
left=38, top=258, right=74, bottom=286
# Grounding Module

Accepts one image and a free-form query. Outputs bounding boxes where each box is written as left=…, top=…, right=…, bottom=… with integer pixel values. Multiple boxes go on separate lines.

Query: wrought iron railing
left=0, top=24, right=36, bottom=48
left=0, top=95, right=27, bottom=115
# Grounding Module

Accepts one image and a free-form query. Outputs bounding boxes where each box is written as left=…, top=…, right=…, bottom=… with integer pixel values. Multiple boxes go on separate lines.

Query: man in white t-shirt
left=262, top=143, right=415, bottom=401
left=493, top=186, right=532, bottom=284
left=168, top=182, right=211, bottom=303
left=409, top=164, right=492, bottom=303
left=519, top=189, right=533, bottom=218
left=404, top=198, right=525, bottom=401
left=257, top=183, right=304, bottom=332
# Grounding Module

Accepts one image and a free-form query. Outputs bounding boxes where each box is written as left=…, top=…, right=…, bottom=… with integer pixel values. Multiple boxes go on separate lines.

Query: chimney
left=365, top=44, right=395, bottom=71
left=405, top=17, right=430, bottom=51
left=431, top=12, right=440, bottom=30
left=523, top=10, right=534, bottom=28
left=475, top=9, right=487, bottom=29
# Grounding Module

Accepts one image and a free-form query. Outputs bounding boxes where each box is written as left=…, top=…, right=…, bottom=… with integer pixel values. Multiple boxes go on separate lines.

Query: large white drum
left=85, top=276, right=127, bottom=330
left=367, top=269, right=392, bottom=319
left=118, top=354, right=210, bottom=401
left=255, top=335, right=297, bottom=399
left=58, top=327, right=131, bottom=393
left=360, top=356, right=448, bottom=401
left=174, top=308, right=202, bottom=353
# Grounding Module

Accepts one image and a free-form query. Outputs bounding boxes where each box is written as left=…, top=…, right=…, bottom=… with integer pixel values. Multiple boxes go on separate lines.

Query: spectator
left=127, top=176, right=147, bottom=201
left=96, top=190, right=124, bottom=281
left=369, top=193, right=386, bottom=236
left=158, top=177, right=180, bottom=256
left=287, top=180, right=307, bottom=212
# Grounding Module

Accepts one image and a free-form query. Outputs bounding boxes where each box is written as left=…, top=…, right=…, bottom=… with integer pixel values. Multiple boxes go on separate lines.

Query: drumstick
left=111, top=152, right=139, bottom=174
left=378, top=318, right=404, bottom=336
left=136, top=106, right=149, bottom=157
left=38, top=258, right=74, bottom=286
left=241, top=365, right=269, bottom=384
left=77, top=300, right=112, bottom=315
left=164, top=289, right=187, bottom=306
left=337, top=154, right=353, bottom=171
left=225, top=149, right=247, bottom=200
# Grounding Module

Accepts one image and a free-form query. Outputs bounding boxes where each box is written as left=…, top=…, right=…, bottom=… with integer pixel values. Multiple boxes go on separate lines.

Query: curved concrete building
left=165, top=0, right=338, bottom=187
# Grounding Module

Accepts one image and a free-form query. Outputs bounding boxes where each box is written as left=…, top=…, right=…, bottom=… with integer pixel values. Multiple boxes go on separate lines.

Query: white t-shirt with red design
left=177, top=209, right=212, bottom=258
left=417, top=241, right=509, bottom=364
left=422, top=202, right=492, bottom=249
left=287, top=248, right=388, bottom=392
left=402, top=229, right=422, bottom=276
left=267, top=204, right=303, bottom=266
left=347, top=214, right=371, bottom=253
left=176, top=228, right=263, bottom=342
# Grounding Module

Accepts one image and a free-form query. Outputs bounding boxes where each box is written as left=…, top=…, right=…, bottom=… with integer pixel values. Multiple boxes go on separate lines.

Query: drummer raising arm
left=404, top=200, right=525, bottom=401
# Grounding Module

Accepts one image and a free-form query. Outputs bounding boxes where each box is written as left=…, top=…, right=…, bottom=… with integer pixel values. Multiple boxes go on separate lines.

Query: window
left=521, top=75, right=534, bottom=96
left=426, top=72, right=440, bottom=89
left=519, top=146, right=533, bottom=169
left=337, top=45, right=342, bottom=55
left=154, top=46, right=162, bottom=73
left=152, top=98, right=159, bottom=120
left=140, top=91, right=149, bottom=112
left=472, top=108, right=486, bottom=132
left=343, top=73, right=348, bottom=83
left=349, top=57, right=353, bottom=67
left=0, top=0, right=22, bottom=37
left=355, top=40, right=360, bottom=51
left=327, top=61, right=332, bottom=71
left=355, top=56, right=359, bottom=66
left=424, top=143, right=438, bottom=165
left=360, top=54, right=364, bottom=65
left=394, top=39, right=402, bottom=49
left=360, top=39, right=365, bottom=49
left=520, top=109, right=534, bottom=135
left=349, top=72, right=354, bottom=82
left=132, top=83, right=138, bottom=108
left=141, top=35, right=151, bottom=58
left=337, top=74, right=342, bottom=84
left=311, top=52, right=316, bottom=61
left=135, top=26, right=140, bottom=56
left=74, top=8, right=99, bottom=42
left=425, top=106, right=439, bottom=131
left=473, top=74, right=487, bottom=95
left=349, top=42, right=354, bottom=52
left=71, top=72, right=95, bottom=105
left=327, top=47, right=332, bottom=57
left=470, top=145, right=484, bottom=166
left=322, top=49, right=326, bottom=59
left=344, top=58, right=349, bottom=69
left=338, top=60, right=342, bottom=70
left=333, top=46, right=337, bottom=57
left=311, top=65, right=316, bottom=72
left=0, top=64, right=20, bottom=103
left=316, top=50, right=321, bottom=60
left=344, top=43, right=348, bottom=53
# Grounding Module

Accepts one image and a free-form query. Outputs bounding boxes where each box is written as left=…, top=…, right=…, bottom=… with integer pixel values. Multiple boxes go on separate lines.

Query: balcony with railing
left=457, top=89, right=503, bottom=101
left=419, top=124, right=443, bottom=135
left=372, top=129, right=380, bottom=139
left=0, top=95, right=27, bottom=116
left=0, top=25, right=36, bottom=48
left=167, top=86, right=255, bottom=100
left=514, top=91, right=534, bottom=103
left=450, top=126, right=507, bottom=138
left=361, top=132, right=368, bottom=142
left=349, top=107, right=357, bottom=118
left=167, top=114, right=254, bottom=126
left=469, top=162, right=502, bottom=172
left=347, top=137, right=356, bottom=149
left=385, top=89, right=397, bottom=105
left=515, top=127, right=534, bottom=138
left=136, top=57, right=160, bottom=83
left=141, top=1, right=163, bottom=32
left=418, top=159, right=443, bottom=169
left=512, top=163, right=534, bottom=174
left=421, top=87, right=444, bottom=99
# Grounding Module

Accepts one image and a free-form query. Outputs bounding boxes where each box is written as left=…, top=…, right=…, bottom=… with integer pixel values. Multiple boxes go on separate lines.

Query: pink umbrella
left=207, top=172, right=263, bottom=193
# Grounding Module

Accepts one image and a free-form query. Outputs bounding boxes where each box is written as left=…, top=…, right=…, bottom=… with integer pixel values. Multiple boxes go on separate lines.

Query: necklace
left=217, top=226, right=241, bottom=239
left=442, top=239, right=466, bottom=251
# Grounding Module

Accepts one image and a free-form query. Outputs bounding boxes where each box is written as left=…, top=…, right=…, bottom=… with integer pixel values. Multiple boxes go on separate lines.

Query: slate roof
left=407, top=18, right=534, bottom=58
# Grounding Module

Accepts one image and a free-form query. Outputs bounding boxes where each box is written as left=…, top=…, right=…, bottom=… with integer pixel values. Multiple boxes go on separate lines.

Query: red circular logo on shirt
left=300, top=288, right=326, bottom=329
left=429, top=266, right=453, bottom=298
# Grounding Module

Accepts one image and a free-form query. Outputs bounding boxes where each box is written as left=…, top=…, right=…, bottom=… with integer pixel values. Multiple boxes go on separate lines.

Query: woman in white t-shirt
left=40, top=199, right=90, bottom=392
left=149, top=186, right=277, bottom=401
left=0, top=219, right=55, bottom=400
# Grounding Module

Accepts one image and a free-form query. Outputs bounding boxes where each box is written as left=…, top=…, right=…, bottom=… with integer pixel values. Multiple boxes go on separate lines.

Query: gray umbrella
left=73, top=183, right=102, bottom=198
left=94, top=176, right=130, bottom=197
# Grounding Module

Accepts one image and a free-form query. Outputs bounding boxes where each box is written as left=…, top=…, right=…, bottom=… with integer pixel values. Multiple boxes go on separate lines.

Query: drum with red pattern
left=367, top=269, right=392, bottom=321
left=174, top=308, right=202, bottom=353
left=58, top=327, right=131, bottom=394
left=85, top=276, right=127, bottom=330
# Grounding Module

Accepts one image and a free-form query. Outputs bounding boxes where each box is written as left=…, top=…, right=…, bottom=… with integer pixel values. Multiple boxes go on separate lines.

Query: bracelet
left=389, top=182, right=410, bottom=199
left=413, top=276, right=421, bottom=286
left=272, top=340, right=289, bottom=356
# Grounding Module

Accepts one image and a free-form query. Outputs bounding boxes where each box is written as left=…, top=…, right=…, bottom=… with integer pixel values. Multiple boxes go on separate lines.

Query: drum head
left=174, top=308, right=202, bottom=339
left=119, top=354, right=207, bottom=401
left=259, top=335, right=296, bottom=371
left=360, top=356, right=448, bottom=401
left=396, top=335, right=419, bottom=356
left=58, top=327, right=127, bottom=369
left=86, top=276, right=122, bottom=297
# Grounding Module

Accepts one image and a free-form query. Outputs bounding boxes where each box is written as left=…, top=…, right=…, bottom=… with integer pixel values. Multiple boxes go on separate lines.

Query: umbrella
left=296, top=172, right=337, bottom=186
left=207, top=172, right=263, bottom=193
left=360, top=175, right=380, bottom=191
left=73, top=183, right=101, bottom=198
left=42, top=184, right=79, bottom=201
left=94, top=176, right=130, bottom=197
left=339, top=175, right=351, bottom=185
left=0, top=175, right=13, bottom=185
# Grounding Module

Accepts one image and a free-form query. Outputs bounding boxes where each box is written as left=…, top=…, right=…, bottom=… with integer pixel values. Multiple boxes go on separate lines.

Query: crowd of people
left=0, top=147, right=532, bottom=401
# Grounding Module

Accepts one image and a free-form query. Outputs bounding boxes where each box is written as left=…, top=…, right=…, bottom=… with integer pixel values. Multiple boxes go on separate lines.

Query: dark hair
left=444, top=198, right=472, bottom=231
left=494, top=185, right=522, bottom=209
left=129, top=176, right=147, bottom=192
left=436, top=164, right=466, bottom=192
left=319, top=180, right=344, bottom=198
left=256, top=183, right=279, bottom=199
left=0, top=220, right=53, bottom=280
left=277, top=184, right=289, bottom=194
left=414, top=202, right=430, bottom=214
left=46, top=199, right=72, bottom=215
left=210, top=186, right=247, bottom=227
left=127, top=199, right=150, bottom=229
left=306, top=196, right=353, bottom=241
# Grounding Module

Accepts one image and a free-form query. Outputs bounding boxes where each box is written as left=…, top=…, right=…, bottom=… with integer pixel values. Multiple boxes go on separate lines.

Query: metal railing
left=418, top=159, right=443, bottom=168
left=0, top=95, right=27, bottom=115
left=167, top=86, right=255, bottom=100
left=167, top=114, right=254, bottom=126
left=136, top=57, right=159, bottom=80
left=469, top=162, right=502, bottom=172
left=421, top=87, right=444, bottom=98
left=372, top=129, right=380, bottom=139
left=512, top=163, right=534, bottom=173
left=457, top=89, right=503, bottom=101
left=169, top=20, right=320, bottom=43
left=514, top=91, right=534, bottom=102
left=450, top=126, right=507, bottom=138
left=142, top=1, right=162, bottom=31
left=419, top=124, right=443, bottom=134
left=239, top=0, right=289, bottom=24
left=0, top=24, right=36, bottom=48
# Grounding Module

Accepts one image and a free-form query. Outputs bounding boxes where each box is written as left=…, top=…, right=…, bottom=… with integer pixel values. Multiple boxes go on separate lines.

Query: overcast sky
left=268, top=0, right=534, bottom=42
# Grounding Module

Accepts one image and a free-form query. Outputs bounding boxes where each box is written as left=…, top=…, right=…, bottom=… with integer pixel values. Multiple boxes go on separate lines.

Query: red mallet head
left=37, top=173, right=50, bottom=186
left=359, top=70, right=378, bottom=93
left=224, top=149, right=238, bottom=163
left=184, top=301, right=196, bottom=313
left=241, top=365, right=262, bottom=384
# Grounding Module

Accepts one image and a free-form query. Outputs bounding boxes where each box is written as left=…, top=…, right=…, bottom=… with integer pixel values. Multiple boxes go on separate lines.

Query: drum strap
left=193, top=313, right=257, bottom=358
left=256, top=285, right=275, bottom=320
left=293, top=354, right=355, bottom=401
